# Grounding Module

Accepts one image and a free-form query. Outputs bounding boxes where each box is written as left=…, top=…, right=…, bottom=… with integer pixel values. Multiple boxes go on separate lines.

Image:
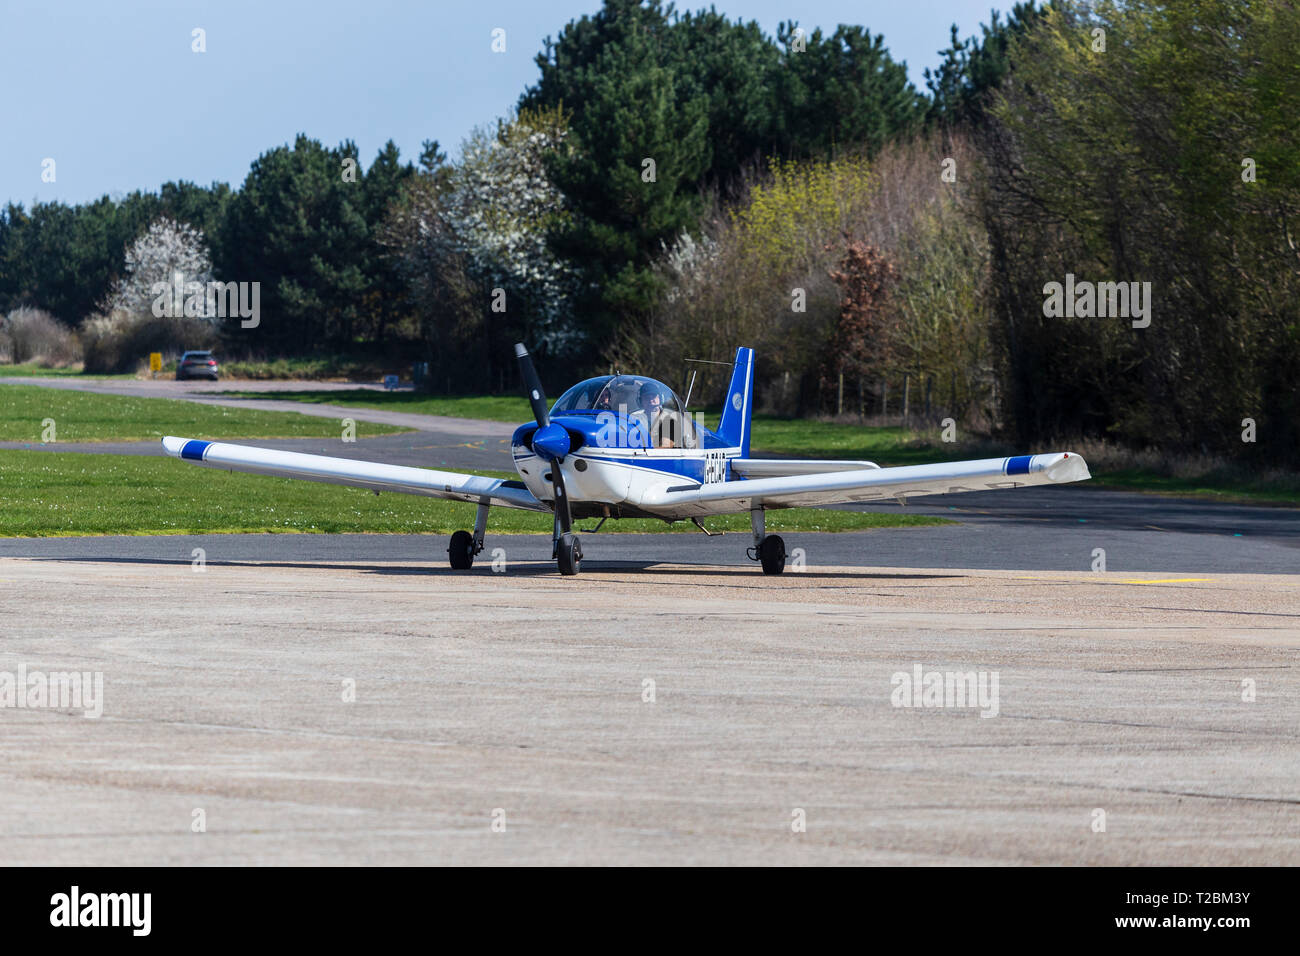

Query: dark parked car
left=175, top=351, right=219, bottom=380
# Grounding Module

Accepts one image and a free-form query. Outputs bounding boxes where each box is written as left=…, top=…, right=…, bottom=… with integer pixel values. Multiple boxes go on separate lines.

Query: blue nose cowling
left=532, top=422, right=571, bottom=461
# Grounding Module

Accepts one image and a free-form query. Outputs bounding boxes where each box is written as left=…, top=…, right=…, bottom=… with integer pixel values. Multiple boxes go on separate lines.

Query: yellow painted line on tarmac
left=1118, top=577, right=1213, bottom=584
left=1011, top=575, right=1215, bottom=585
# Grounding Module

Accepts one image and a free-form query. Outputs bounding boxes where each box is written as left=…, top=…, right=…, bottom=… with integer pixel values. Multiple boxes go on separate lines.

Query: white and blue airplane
left=162, top=344, right=1090, bottom=575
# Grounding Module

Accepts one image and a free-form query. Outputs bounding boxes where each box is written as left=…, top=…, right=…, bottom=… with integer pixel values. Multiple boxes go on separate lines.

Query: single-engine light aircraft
left=163, top=345, right=1090, bottom=575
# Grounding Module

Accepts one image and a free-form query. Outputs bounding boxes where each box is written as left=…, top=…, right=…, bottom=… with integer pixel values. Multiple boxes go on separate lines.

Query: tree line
left=1, top=0, right=1296, bottom=465
left=0, top=0, right=932, bottom=383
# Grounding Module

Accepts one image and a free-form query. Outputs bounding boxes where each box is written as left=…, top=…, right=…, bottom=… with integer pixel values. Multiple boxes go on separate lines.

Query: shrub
left=0, top=308, right=82, bottom=367
left=614, top=132, right=995, bottom=419
left=80, top=311, right=217, bottom=374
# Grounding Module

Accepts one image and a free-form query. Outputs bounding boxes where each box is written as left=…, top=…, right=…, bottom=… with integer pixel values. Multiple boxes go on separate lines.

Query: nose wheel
left=556, top=532, right=582, bottom=575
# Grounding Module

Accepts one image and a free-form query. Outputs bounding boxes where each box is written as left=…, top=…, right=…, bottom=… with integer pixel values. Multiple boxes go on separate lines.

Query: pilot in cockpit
left=637, top=381, right=676, bottom=448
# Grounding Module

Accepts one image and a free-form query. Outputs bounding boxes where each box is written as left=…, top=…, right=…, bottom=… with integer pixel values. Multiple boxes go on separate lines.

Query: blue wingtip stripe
left=180, top=440, right=211, bottom=461
left=1006, top=455, right=1032, bottom=476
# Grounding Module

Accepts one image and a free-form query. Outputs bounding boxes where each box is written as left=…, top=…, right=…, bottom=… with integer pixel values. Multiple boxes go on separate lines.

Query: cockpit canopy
left=550, top=374, right=698, bottom=449
left=551, top=375, right=683, bottom=416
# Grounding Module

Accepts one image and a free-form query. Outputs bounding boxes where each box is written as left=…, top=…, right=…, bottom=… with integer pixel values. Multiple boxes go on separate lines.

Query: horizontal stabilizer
left=730, top=458, right=879, bottom=478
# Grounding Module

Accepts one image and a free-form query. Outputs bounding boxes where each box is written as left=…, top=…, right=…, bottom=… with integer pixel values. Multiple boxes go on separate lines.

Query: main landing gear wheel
left=557, top=532, right=582, bottom=576
left=448, top=529, right=475, bottom=570
left=758, top=534, right=786, bottom=575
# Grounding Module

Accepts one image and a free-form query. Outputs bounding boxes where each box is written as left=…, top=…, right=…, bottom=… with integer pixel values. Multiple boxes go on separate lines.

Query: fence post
left=902, top=372, right=911, bottom=422
left=836, top=370, right=844, bottom=417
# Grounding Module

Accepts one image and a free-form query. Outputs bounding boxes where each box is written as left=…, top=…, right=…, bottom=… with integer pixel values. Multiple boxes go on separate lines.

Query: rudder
left=716, top=346, right=754, bottom=455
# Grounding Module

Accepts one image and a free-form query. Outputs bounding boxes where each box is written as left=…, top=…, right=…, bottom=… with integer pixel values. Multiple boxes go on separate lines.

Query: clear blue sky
left=3, top=0, right=1001, bottom=208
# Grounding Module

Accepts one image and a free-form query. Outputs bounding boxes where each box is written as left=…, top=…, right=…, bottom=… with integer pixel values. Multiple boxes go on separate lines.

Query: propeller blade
left=514, top=342, right=550, bottom=428
left=516, top=343, right=570, bottom=533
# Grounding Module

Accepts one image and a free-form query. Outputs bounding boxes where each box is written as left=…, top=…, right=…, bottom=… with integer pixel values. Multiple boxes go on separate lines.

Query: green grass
left=0, top=384, right=409, bottom=443
left=0, top=363, right=132, bottom=379
left=225, top=388, right=534, bottom=422
left=748, top=417, right=944, bottom=466
left=1083, top=469, right=1300, bottom=505
left=0, top=450, right=950, bottom=537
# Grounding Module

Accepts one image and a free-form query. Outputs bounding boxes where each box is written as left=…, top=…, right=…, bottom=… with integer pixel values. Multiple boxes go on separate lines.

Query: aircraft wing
left=665, top=453, right=1090, bottom=512
left=161, top=436, right=548, bottom=512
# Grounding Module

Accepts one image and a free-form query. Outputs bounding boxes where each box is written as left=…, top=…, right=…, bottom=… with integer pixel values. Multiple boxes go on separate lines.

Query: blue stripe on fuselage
left=518, top=411, right=730, bottom=453
left=181, top=440, right=211, bottom=461
left=577, top=453, right=706, bottom=483
left=1006, top=455, right=1032, bottom=476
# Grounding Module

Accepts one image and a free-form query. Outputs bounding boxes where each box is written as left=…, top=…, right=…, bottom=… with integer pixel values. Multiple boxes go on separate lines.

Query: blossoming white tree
left=659, top=230, right=719, bottom=304
left=432, top=107, right=579, bottom=354
left=105, top=216, right=214, bottom=319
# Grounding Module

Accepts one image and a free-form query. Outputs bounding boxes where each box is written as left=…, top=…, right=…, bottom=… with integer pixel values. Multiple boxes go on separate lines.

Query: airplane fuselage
left=511, top=412, right=740, bottom=521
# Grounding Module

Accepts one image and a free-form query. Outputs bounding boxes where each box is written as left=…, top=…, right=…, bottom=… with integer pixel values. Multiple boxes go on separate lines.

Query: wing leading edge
left=659, top=452, right=1090, bottom=513
left=160, top=436, right=547, bottom=512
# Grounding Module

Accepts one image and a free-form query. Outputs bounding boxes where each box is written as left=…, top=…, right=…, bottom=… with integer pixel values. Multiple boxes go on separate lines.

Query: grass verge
left=1071, top=467, right=1300, bottom=504
left=0, top=384, right=409, bottom=443
left=0, top=363, right=131, bottom=379
left=224, top=388, right=533, bottom=422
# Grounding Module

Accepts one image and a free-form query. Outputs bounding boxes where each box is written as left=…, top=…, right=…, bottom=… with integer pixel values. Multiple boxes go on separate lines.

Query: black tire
left=557, top=532, right=582, bottom=576
left=448, top=529, right=474, bottom=570
left=758, top=534, right=786, bottom=575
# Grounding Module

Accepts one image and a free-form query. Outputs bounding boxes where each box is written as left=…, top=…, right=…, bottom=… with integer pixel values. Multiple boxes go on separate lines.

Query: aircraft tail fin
left=716, top=346, right=754, bottom=455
